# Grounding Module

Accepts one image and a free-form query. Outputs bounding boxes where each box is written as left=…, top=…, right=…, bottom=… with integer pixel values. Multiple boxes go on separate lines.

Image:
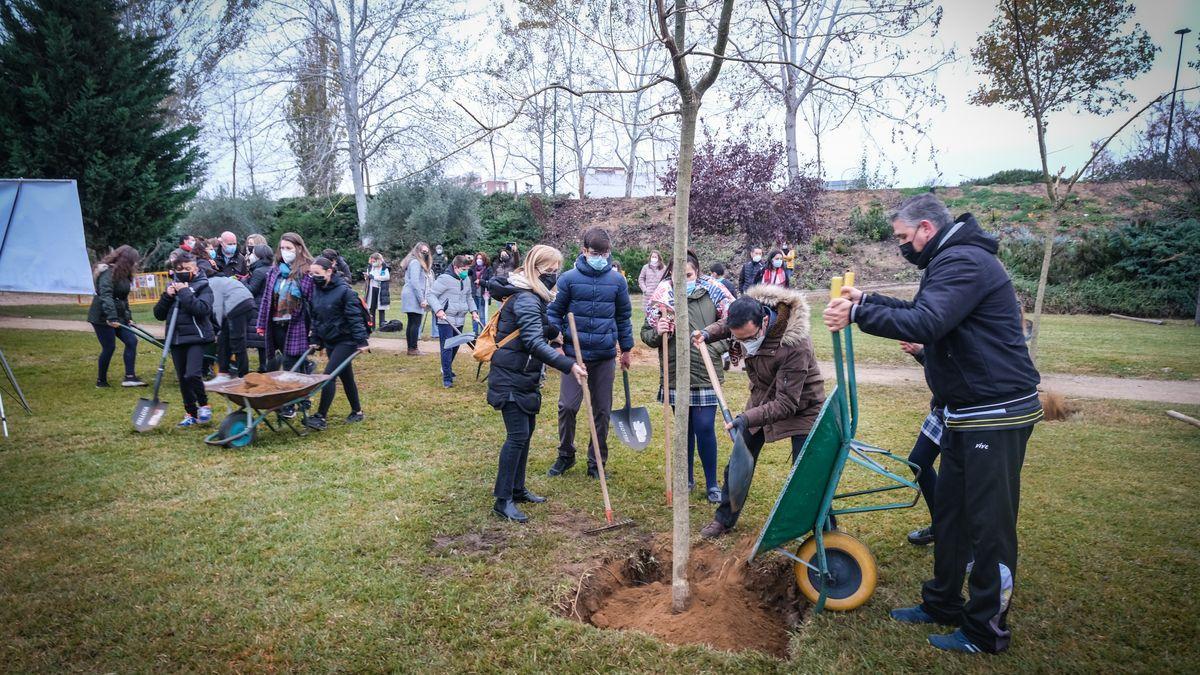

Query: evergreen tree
left=0, top=0, right=204, bottom=254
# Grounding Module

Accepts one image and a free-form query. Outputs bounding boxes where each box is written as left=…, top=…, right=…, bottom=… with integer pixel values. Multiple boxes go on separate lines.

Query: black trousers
left=217, top=307, right=252, bottom=376
left=920, top=424, right=1033, bottom=653
left=405, top=312, right=422, bottom=350
left=169, top=343, right=208, bottom=416
left=92, top=322, right=138, bottom=382
left=714, top=428, right=807, bottom=528
left=367, top=291, right=386, bottom=326
left=557, top=357, right=615, bottom=469
left=316, top=341, right=361, bottom=416
left=268, top=323, right=303, bottom=372
left=909, top=432, right=941, bottom=519
left=493, top=401, right=536, bottom=501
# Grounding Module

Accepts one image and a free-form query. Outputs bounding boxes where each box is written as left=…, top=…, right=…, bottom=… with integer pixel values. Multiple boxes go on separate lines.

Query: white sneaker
left=208, top=374, right=232, bottom=385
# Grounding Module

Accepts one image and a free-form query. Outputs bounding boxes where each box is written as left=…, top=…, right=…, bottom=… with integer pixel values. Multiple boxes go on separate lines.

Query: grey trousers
left=557, top=357, right=616, bottom=468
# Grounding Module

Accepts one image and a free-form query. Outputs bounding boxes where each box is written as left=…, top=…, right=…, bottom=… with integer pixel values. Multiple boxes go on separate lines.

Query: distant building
left=482, top=179, right=518, bottom=195
left=825, top=179, right=857, bottom=191
left=582, top=162, right=665, bottom=198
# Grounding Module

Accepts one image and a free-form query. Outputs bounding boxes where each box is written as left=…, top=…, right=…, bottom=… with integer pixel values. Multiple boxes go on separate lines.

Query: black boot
left=493, top=499, right=528, bottom=523
left=513, top=489, right=547, bottom=504
left=547, top=456, right=575, bottom=477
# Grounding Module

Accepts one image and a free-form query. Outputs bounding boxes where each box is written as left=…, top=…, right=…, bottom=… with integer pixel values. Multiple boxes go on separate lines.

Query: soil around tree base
left=562, top=536, right=802, bottom=659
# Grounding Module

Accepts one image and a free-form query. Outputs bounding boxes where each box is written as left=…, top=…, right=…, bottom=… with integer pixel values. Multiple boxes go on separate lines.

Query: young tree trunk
left=1028, top=215, right=1056, bottom=362
left=1194, top=281, right=1199, bottom=326
left=670, top=101, right=699, bottom=614
left=784, top=99, right=800, bottom=183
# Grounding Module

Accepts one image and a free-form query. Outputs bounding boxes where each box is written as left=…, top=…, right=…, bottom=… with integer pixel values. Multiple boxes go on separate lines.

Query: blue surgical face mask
left=223, top=244, right=237, bottom=256
left=772, top=258, right=783, bottom=268
left=586, top=255, right=607, bottom=271
left=686, top=281, right=697, bottom=294
left=208, top=249, right=217, bottom=259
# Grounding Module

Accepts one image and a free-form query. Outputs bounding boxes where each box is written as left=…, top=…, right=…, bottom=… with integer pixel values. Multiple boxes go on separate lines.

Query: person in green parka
left=641, top=250, right=730, bottom=503
left=88, top=245, right=146, bottom=388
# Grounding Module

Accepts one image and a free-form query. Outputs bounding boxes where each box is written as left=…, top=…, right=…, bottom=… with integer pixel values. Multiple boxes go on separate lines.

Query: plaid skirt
left=657, top=387, right=719, bottom=407
left=920, top=407, right=945, bottom=445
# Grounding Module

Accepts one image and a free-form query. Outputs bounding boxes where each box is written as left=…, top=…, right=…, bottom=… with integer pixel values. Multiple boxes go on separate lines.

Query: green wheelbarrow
left=749, top=273, right=921, bottom=612
left=202, top=347, right=361, bottom=448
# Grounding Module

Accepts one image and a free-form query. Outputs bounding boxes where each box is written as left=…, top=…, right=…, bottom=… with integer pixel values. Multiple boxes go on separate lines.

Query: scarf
left=647, top=277, right=729, bottom=327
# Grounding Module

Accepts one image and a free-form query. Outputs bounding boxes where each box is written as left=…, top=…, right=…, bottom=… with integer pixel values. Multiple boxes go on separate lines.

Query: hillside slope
left=541, top=180, right=1180, bottom=288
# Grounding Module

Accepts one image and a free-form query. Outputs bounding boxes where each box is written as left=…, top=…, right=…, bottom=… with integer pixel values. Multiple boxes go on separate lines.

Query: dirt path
left=3, top=316, right=1197, bottom=405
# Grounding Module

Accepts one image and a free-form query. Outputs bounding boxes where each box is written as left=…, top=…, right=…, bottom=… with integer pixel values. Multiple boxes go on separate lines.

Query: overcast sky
left=201, top=0, right=1200, bottom=195
left=811, top=0, right=1200, bottom=186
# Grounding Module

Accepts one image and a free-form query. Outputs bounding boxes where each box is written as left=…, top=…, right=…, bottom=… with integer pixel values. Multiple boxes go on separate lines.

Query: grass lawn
left=4, top=296, right=1199, bottom=380
left=0, top=329, right=1197, bottom=672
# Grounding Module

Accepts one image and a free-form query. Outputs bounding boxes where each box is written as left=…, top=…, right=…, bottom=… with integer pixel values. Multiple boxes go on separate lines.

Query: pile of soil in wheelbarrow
left=225, top=371, right=316, bottom=395
left=562, top=536, right=802, bottom=658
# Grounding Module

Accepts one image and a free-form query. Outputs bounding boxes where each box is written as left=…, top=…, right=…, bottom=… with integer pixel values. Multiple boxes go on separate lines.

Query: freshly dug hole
left=563, top=536, right=802, bottom=658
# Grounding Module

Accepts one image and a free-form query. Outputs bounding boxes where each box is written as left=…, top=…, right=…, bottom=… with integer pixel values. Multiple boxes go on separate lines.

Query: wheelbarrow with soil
left=201, top=347, right=361, bottom=448
left=749, top=273, right=921, bottom=613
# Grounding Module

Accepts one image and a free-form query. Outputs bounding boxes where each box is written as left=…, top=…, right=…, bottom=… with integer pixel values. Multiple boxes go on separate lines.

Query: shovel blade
left=611, top=407, right=652, bottom=450
left=726, top=433, right=755, bottom=512
left=132, top=398, right=169, bottom=432
left=443, top=333, right=476, bottom=350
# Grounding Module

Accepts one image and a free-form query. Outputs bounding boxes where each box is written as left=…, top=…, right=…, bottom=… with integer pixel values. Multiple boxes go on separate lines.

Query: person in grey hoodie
left=208, top=275, right=256, bottom=380
left=428, top=254, right=480, bottom=387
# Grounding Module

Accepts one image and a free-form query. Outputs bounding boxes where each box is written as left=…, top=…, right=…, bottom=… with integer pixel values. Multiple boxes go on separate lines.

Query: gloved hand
left=727, top=414, right=749, bottom=436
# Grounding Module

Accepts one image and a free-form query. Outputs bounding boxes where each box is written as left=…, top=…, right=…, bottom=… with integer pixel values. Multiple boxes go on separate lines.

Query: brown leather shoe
left=700, top=520, right=729, bottom=538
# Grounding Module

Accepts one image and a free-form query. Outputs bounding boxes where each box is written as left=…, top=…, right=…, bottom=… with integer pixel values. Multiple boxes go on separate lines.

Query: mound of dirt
left=564, top=536, right=801, bottom=658
left=225, top=371, right=315, bottom=395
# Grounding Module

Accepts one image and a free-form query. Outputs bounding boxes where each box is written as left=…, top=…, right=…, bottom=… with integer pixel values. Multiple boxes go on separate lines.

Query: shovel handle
left=622, top=369, right=633, bottom=412
left=151, top=305, right=180, bottom=404
left=697, top=344, right=737, bottom=435
left=568, top=314, right=614, bottom=518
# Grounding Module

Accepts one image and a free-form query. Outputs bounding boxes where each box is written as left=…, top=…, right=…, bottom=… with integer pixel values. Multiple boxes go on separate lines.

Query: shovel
left=610, top=370, right=651, bottom=450
left=120, top=322, right=165, bottom=350
left=133, top=304, right=179, bottom=432
left=698, top=343, right=755, bottom=512
left=568, top=313, right=634, bottom=534
left=441, top=320, right=477, bottom=351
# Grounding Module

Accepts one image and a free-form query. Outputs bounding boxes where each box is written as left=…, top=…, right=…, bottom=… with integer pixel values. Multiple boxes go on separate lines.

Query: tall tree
left=971, top=0, right=1156, bottom=359
left=732, top=0, right=951, bottom=182
left=0, top=0, right=204, bottom=253
left=285, top=19, right=343, bottom=197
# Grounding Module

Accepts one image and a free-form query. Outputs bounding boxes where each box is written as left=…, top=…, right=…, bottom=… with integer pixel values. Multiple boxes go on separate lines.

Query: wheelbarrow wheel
left=217, top=410, right=255, bottom=448
left=794, top=531, right=878, bottom=611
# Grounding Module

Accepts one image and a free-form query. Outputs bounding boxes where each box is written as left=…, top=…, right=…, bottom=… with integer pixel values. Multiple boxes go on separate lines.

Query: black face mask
left=321, top=274, right=335, bottom=287
left=173, top=270, right=194, bottom=283
left=539, top=272, right=558, bottom=288
left=899, top=241, right=920, bottom=265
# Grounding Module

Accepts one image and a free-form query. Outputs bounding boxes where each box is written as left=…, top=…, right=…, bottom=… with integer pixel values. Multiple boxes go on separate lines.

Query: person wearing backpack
left=303, top=256, right=370, bottom=431
left=485, top=245, right=588, bottom=524
left=153, top=253, right=217, bottom=428
left=428, top=254, right=480, bottom=388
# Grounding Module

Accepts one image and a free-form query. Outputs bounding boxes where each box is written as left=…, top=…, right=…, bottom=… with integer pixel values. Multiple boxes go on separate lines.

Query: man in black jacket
left=214, top=231, right=246, bottom=277
left=738, top=247, right=766, bottom=293
left=824, top=193, right=1041, bottom=656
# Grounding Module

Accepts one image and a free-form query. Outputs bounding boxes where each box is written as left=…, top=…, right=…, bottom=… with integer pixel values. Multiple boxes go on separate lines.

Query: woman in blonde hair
left=485, top=245, right=588, bottom=523
left=399, top=241, right=433, bottom=355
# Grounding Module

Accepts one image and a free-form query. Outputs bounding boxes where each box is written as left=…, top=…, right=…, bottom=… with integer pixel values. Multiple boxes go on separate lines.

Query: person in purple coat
left=255, top=232, right=316, bottom=418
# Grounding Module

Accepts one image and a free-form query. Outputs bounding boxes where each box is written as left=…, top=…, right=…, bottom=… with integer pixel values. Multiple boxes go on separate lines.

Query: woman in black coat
left=88, top=245, right=144, bottom=387
left=303, top=257, right=371, bottom=431
left=152, top=253, right=216, bottom=427
left=243, top=244, right=273, bottom=370
left=486, top=244, right=587, bottom=524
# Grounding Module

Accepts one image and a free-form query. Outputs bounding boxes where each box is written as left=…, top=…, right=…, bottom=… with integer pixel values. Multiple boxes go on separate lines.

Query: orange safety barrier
left=77, top=271, right=171, bottom=305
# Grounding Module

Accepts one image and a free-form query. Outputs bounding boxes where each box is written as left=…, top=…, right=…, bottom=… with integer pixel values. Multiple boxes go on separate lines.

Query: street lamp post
left=1164, top=27, right=1192, bottom=168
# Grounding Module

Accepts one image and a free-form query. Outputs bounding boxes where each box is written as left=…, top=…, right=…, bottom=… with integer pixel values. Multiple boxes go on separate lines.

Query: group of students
left=90, top=232, right=371, bottom=430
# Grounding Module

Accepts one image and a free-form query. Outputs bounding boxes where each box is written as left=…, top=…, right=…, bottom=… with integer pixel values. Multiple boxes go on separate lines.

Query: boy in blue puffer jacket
left=546, top=227, right=634, bottom=479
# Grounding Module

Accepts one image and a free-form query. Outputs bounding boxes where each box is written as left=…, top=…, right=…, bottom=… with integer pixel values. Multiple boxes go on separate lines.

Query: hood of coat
left=745, top=284, right=810, bottom=347
left=487, top=275, right=520, bottom=301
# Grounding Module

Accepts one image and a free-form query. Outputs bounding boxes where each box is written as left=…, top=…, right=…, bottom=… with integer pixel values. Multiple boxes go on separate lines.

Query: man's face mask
left=751, top=253, right=762, bottom=263
left=737, top=322, right=767, bottom=356
left=173, top=269, right=194, bottom=283
left=223, top=244, right=237, bottom=256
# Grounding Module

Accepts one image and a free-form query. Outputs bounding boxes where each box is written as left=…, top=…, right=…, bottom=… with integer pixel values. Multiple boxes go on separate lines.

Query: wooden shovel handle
left=697, top=342, right=735, bottom=430
left=568, top=313, right=614, bottom=523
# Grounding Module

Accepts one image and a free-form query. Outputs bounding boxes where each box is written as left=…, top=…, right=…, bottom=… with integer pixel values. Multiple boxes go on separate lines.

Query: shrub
left=660, top=132, right=824, bottom=245
left=964, top=169, right=1045, bottom=186
left=364, top=177, right=481, bottom=258
left=177, top=190, right=277, bottom=240
left=478, top=193, right=546, bottom=253
left=849, top=202, right=890, bottom=241
left=610, top=247, right=649, bottom=289
left=271, top=194, right=366, bottom=271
